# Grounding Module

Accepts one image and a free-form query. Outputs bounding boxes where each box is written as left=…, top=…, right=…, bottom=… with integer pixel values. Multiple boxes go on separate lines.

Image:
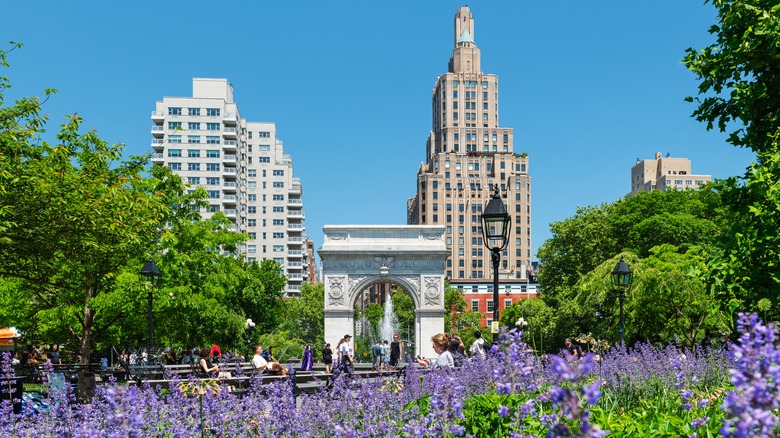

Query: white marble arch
left=318, top=225, right=449, bottom=360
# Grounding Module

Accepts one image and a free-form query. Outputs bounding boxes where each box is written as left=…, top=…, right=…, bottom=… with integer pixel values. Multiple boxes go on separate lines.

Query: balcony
left=287, top=261, right=303, bottom=270
left=287, top=210, right=304, bottom=219
left=151, top=111, right=164, bottom=122
left=223, top=154, right=237, bottom=163
left=222, top=194, right=237, bottom=205
left=287, top=223, right=304, bottom=232
left=289, top=178, right=302, bottom=195
left=222, top=167, right=238, bottom=178
left=151, top=153, right=164, bottom=164
left=288, top=250, right=303, bottom=258
left=287, top=236, right=304, bottom=245
left=151, top=125, right=164, bottom=137
left=223, top=127, right=238, bottom=139
left=151, top=138, right=165, bottom=149
left=222, top=113, right=237, bottom=125
left=287, top=273, right=303, bottom=282
left=223, top=181, right=237, bottom=192
left=287, top=198, right=303, bottom=208
left=223, top=209, right=237, bottom=218
left=223, top=140, right=237, bottom=152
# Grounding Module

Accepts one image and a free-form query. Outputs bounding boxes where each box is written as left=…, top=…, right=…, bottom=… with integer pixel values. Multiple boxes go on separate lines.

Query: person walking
left=322, top=343, right=333, bottom=373
left=371, top=341, right=382, bottom=371
left=338, top=335, right=354, bottom=374
left=389, top=334, right=401, bottom=369
left=300, top=344, right=313, bottom=371
left=469, top=331, right=488, bottom=359
left=381, top=340, right=389, bottom=370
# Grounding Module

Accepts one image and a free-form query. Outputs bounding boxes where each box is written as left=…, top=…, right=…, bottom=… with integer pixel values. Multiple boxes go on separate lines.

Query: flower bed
left=0, top=313, right=776, bottom=437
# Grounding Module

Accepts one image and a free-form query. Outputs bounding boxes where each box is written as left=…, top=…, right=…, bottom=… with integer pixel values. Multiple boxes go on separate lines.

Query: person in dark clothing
left=389, top=334, right=401, bottom=368
left=322, top=343, right=333, bottom=373
left=564, top=338, right=582, bottom=360
left=46, top=344, right=61, bottom=365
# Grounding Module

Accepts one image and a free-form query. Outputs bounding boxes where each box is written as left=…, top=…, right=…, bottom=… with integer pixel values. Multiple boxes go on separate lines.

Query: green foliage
left=0, top=44, right=167, bottom=362
left=391, top=287, right=415, bottom=340
left=279, top=282, right=325, bottom=358
left=499, top=299, right=555, bottom=355
left=537, top=188, right=727, bottom=350
left=444, top=283, right=467, bottom=333
left=684, top=1, right=780, bottom=318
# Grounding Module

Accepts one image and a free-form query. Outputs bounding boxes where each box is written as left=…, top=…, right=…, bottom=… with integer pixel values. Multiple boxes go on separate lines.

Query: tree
left=279, top=282, right=324, bottom=356
left=499, top=298, right=555, bottom=354
left=684, top=0, right=780, bottom=315
left=0, top=44, right=168, bottom=363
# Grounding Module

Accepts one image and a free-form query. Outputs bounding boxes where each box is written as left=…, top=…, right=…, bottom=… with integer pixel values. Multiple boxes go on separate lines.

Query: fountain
left=378, top=292, right=399, bottom=343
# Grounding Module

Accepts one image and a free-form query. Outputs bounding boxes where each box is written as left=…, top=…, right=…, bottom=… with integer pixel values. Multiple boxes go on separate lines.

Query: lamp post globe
left=140, top=259, right=162, bottom=360
left=481, top=185, right=511, bottom=341
left=610, top=255, right=632, bottom=346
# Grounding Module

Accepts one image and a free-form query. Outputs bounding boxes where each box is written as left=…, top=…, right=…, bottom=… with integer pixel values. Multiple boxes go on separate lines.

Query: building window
left=504, top=299, right=512, bottom=309
left=248, top=181, right=257, bottom=188
left=168, top=107, right=182, bottom=116
left=273, top=206, right=284, bottom=213
left=187, top=177, right=200, bottom=185
left=207, top=190, right=220, bottom=199
left=168, top=149, right=182, bottom=157
left=259, top=145, right=271, bottom=151
left=471, top=300, right=480, bottom=312
left=206, top=108, right=220, bottom=116
left=206, top=163, right=220, bottom=171
left=248, top=219, right=256, bottom=227
left=487, top=300, right=494, bottom=313
left=168, top=122, right=182, bottom=130
left=169, top=135, right=182, bottom=144
left=273, top=232, right=284, bottom=239
left=247, top=245, right=257, bottom=253
left=273, top=182, right=284, bottom=188
left=188, top=136, right=201, bottom=144
left=273, top=170, right=284, bottom=176
left=188, top=108, right=200, bottom=116
left=248, top=206, right=257, bottom=214
left=206, top=123, right=221, bottom=131
left=273, top=194, right=284, bottom=201
left=273, top=219, right=284, bottom=226
left=168, top=163, right=181, bottom=170
left=206, top=136, right=220, bottom=144
left=188, top=122, right=200, bottom=130
left=187, top=163, right=200, bottom=171
left=258, top=131, right=271, bottom=138
left=187, top=149, right=201, bottom=158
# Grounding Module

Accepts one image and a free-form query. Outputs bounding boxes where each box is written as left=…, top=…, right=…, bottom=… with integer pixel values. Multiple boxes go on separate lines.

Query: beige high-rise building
left=631, top=151, right=712, bottom=194
left=151, top=78, right=309, bottom=296
left=408, top=7, right=532, bottom=286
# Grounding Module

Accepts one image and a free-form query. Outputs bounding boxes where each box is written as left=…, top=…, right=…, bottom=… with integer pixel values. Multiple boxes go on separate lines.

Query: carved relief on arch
left=327, top=276, right=347, bottom=307
left=423, top=276, right=441, bottom=307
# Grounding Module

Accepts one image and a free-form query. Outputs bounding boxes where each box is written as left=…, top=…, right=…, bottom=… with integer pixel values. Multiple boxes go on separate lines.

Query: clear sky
left=3, top=1, right=755, bottom=261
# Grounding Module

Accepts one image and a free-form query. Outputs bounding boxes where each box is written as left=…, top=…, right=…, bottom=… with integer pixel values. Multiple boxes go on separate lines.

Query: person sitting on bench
left=251, top=345, right=286, bottom=376
left=198, top=348, right=231, bottom=379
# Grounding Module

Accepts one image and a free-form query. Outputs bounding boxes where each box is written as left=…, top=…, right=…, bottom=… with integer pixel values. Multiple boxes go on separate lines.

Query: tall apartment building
left=151, top=78, right=308, bottom=296
left=631, top=151, right=712, bottom=194
left=407, top=7, right=534, bottom=315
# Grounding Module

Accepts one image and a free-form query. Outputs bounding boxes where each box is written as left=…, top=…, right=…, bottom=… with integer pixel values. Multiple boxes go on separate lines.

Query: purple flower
left=498, top=405, right=511, bottom=418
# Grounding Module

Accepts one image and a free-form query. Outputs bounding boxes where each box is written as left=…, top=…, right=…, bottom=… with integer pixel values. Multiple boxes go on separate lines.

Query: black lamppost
left=481, top=186, right=511, bottom=340
left=610, top=255, right=632, bottom=346
left=245, top=318, right=256, bottom=361
left=140, top=259, right=161, bottom=359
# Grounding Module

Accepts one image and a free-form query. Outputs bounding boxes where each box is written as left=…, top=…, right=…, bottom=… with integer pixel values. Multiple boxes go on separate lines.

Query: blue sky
left=4, top=1, right=755, bottom=260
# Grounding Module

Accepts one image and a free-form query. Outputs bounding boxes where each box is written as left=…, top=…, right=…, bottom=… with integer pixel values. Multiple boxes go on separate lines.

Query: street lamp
left=245, top=318, right=256, bottom=361
left=140, top=259, right=161, bottom=360
left=610, top=255, right=632, bottom=346
left=481, top=185, right=511, bottom=338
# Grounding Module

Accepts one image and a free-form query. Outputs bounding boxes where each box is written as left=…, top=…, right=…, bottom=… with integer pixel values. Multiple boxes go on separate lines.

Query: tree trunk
left=80, top=281, right=95, bottom=366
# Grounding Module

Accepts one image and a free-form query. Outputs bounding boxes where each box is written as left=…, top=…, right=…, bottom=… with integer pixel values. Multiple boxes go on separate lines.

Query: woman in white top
left=417, top=333, right=455, bottom=368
